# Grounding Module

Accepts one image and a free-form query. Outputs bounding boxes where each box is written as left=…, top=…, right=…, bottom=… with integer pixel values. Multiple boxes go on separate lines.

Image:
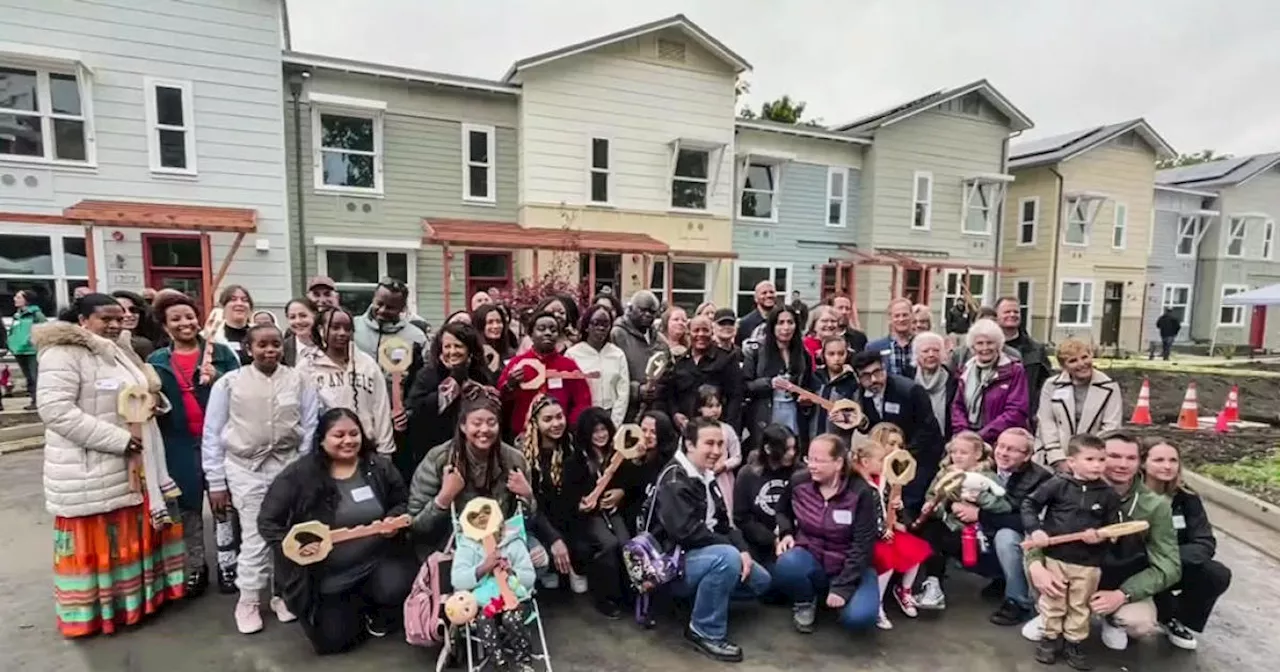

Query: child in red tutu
left=858, top=424, right=932, bottom=630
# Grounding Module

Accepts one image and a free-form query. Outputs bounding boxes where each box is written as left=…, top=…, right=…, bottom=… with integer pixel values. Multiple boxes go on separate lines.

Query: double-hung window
left=1161, top=284, right=1191, bottom=324
left=827, top=167, right=848, bottom=227
left=144, top=78, right=195, bottom=175
left=1219, top=285, right=1248, bottom=326
left=312, top=94, right=384, bottom=193
left=1111, top=202, right=1128, bottom=249
left=0, top=62, right=92, bottom=164
left=1014, top=280, right=1034, bottom=326
left=1063, top=198, right=1092, bottom=245
left=1225, top=217, right=1246, bottom=258
left=962, top=177, right=1006, bottom=234
left=463, top=123, right=496, bottom=203
left=1057, top=280, right=1094, bottom=327
left=318, top=246, right=413, bottom=314
left=1017, top=197, right=1038, bottom=245
left=588, top=137, right=610, bottom=204
left=649, top=260, right=709, bottom=312
left=911, top=171, right=933, bottom=229
left=672, top=147, right=710, bottom=209
left=739, top=161, right=779, bottom=220
left=1175, top=215, right=1202, bottom=257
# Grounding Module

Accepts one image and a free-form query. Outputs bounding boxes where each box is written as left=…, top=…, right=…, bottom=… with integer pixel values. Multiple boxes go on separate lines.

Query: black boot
left=217, top=564, right=238, bottom=594
left=684, top=627, right=743, bottom=663
left=1062, top=641, right=1093, bottom=671
left=185, top=565, right=209, bottom=598
left=1035, top=637, right=1062, bottom=665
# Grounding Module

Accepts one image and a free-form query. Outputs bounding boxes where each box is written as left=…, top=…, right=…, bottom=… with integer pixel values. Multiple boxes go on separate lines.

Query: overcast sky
left=291, top=0, right=1280, bottom=154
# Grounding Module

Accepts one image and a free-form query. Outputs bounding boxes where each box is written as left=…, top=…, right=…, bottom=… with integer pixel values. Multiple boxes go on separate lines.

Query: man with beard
left=994, top=296, right=1052, bottom=418
left=828, top=295, right=868, bottom=353
left=655, top=315, right=743, bottom=431
left=611, top=290, right=661, bottom=421
left=352, top=278, right=427, bottom=438
left=735, top=281, right=777, bottom=346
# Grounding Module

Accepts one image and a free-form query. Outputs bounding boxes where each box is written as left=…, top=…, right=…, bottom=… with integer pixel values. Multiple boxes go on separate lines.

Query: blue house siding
left=1144, top=190, right=1205, bottom=344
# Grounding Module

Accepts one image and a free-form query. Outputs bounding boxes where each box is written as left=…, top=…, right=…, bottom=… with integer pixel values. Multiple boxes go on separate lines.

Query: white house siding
left=0, top=0, right=292, bottom=310
left=283, top=70, right=519, bottom=325
left=1145, top=189, right=1206, bottom=345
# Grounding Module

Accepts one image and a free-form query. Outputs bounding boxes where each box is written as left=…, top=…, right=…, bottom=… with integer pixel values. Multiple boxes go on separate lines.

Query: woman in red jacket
left=498, top=310, right=592, bottom=437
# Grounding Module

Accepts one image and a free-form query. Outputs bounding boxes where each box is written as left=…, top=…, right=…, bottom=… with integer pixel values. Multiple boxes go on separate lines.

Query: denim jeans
left=675, top=544, right=773, bottom=641
left=771, top=548, right=879, bottom=630
left=993, top=528, right=1033, bottom=608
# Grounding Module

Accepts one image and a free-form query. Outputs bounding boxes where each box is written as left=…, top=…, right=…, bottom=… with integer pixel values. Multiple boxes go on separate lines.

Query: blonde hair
left=807, top=305, right=835, bottom=334
left=868, top=422, right=905, bottom=450
left=1055, top=337, right=1091, bottom=365
left=946, top=430, right=990, bottom=465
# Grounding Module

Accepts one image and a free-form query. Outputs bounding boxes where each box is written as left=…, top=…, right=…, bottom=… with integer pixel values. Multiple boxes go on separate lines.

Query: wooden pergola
left=828, top=246, right=1016, bottom=310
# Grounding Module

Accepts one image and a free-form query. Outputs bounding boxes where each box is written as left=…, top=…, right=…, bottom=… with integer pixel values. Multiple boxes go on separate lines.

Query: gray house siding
left=284, top=70, right=518, bottom=325
left=1144, top=190, right=1205, bottom=344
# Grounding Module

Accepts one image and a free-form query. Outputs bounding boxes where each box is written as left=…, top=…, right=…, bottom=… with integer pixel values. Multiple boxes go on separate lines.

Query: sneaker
left=1021, top=614, right=1045, bottom=642
left=1162, top=619, right=1198, bottom=650
left=364, top=613, right=389, bottom=638
left=683, top=626, right=744, bottom=663
left=1035, top=637, right=1061, bottom=665
left=893, top=585, right=919, bottom=618
left=184, top=566, right=209, bottom=598
left=217, top=566, right=238, bottom=594
left=568, top=572, right=589, bottom=594
left=990, top=600, right=1031, bottom=626
left=539, top=572, right=561, bottom=590
left=792, top=601, right=816, bottom=634
left=1100, top=617, right=1128, bottom=651
left=915, top=577, right=946, bottom=610
left=1062, top=641, right=1093, bottom=671
left=234, top=600, right=263, bottom=634
left=876, top=608, right=893, bottom=630
left=269, top=596, right=296, bottom=623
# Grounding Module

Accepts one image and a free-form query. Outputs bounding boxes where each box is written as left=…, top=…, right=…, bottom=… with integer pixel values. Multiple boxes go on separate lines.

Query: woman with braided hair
left=406, top=381, right=535, bottom=556
left=297, top=307, right=396, bottom=455
left=514, top=394, right=583, bottom=591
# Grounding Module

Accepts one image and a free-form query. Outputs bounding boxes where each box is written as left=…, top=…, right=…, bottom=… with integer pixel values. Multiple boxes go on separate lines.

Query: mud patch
left=1103, top=367, right=1280, bottom=424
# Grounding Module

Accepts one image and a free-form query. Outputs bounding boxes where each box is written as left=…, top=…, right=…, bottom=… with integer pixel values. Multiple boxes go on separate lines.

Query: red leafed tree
left=490, top=249, right=589, bottom=329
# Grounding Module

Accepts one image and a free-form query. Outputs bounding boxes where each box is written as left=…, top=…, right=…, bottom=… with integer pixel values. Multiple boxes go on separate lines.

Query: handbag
left=621, top=464, right=684, bottom=626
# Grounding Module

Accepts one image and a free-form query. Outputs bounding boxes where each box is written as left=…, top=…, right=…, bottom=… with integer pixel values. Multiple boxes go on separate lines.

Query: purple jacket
left=775, top=471, right=878, bottom=600
left=951, top=357, right=1030, bottom=443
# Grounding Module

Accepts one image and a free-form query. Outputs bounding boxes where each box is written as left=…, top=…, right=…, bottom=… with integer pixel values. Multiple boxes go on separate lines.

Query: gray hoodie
left=353, top=312, right=428, bottom=368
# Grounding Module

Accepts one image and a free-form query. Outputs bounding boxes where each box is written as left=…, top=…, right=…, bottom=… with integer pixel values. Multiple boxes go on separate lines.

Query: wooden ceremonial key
left=518, top=358, right=601, bottom=390
left=199, top=307, right=224, bottom=385
left=461, top=499, right=518, bottom=611
left=483, top=344, right=502, bottom=373
left=881, top=449, right=917, bottom=531
left=117, top=385, right=153, bottom=493
left=1020, top=520, right=1150, bottom=550
left=580, top=424, right=645, bottom=511
left=282, top=514, right=412, bottom=566
left=774, top=379, right=865, bottom=431
left=378, top=336, right=413, bottom=422
left=910, top=470, right=965, bottom=531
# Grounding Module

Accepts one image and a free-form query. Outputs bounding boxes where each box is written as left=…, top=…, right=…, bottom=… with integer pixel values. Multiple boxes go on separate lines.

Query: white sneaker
left=915, top=577, right=946, bottom=610
left=1101, top=618, right=1129, bottom=651
left=568, top=572, right=589, bottom=594
left=1162, top=619, right=1199, bottom=651
left=235, top=600, right=263, bottom=634
left=270, top=596, right=297, bottom=623
left=1021, top=614, right=1044, bottom=642
left=876, top=608, right=893, bottom=630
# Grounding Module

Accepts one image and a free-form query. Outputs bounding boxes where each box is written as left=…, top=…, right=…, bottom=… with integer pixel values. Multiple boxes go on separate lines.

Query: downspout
left=280, top=0, right=293, bottom=51
left=288, top=70, right=309, bottom=293
left=1046, top=166, right=1065, bottom=341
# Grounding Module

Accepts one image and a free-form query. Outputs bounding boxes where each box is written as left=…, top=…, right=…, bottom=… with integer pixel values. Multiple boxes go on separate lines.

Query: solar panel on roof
left=1158, top=156, right=1249, bottom=184
left=1011, top=127, right=1098, bottom=159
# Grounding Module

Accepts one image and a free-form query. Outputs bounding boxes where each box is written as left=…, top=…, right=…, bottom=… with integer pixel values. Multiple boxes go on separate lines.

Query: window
left=465, top=252, right=512, bottom=299
left=1265, top=220, right=1276, bottom=260
left=143, top=78, right=195, bottom=174
left=911, top=171, right=933, bottom=229
left=959, top=92, right=982, bottom=116
left=1057, top=280, right=1095, bottom=327
left=672, top=147, right=710, bottom=210
left=1219, top=285, right=1247, bottom=327
left=1017, top=197, right=1038, bottom=245
left=320, top=248, right=412, bottom=314
left=1015, top=280, right=1033, bottom=326
left=143, top=234, right=206, bottom=306
left=313, top=99, right=383, bottom=192
left=942, top=271, right=988, bottom=317
left=580, top=253, right=622, bottom=295
left=1111, top=202, right=1128, bottom=249
left=827, top=167, right=848, bottom=227
left=1225, top=217, right=1246, bottom=258
left=1161, top=284, right=1191, bottom=324
left=0, top=64, right=90, bottom=163
left=962, top=178, right=1005, bottom=234
left=1064, top=198, right=1090, bottom=245
left=734, top=264, right=789, bottom=316
left=649, top=260, right=709, bottom=312
left=462, top=123, right=496, bottom=203
left=902, top=269, right=924, bottom=304
left=588, top=137, right=610, bottom=204
left=1175, top=215, right=1203, bottom=257
left=739, top=161, right=779, bottom=220
left=0, top=231, right=89, bottom=318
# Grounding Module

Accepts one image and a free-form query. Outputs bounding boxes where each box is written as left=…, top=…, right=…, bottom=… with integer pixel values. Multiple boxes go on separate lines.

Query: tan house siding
left=1000, top=165, right=1059, bottom=340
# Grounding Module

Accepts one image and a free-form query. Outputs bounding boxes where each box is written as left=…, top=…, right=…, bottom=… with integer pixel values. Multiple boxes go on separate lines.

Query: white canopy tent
left=1221, top=283, right=1280, bottom=306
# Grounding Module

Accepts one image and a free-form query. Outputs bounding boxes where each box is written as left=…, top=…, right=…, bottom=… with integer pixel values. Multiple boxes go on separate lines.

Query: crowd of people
left=23, top=274, right=1233, bottom=668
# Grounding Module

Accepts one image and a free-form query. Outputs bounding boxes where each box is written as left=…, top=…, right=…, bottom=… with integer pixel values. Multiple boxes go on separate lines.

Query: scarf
left=962, top=354, right=1007, bottom=427
left=110, top=334, right=181, bottom=529
left=915, top=365, right=950, bottom=433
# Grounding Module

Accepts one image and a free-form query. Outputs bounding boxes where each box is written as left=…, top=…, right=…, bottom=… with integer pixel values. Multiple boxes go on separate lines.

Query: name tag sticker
left=391, top=348, right=408, bottom=361
left=548, top=377, right=564, bottom=390
left=94, top=378, right=122, bottom=391
left=1053, top=388, right=1072, bottom=401
left=350, top=486, right=375, bottom=503
left=832, top=509, right=853, bottom=525
left=879, top=349, right=892, bottom=357
left=884, top=401, right=901, bottom=415
left=1172, top=514, right=1186, bottom=530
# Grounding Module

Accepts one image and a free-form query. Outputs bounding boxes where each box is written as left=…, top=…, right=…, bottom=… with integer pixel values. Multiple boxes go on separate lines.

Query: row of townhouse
left=2, top=3, right=1277, bottom=351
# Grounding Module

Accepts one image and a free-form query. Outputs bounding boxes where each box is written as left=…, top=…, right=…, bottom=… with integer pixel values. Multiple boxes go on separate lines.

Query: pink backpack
left=404, top=549, right=451, bottom=647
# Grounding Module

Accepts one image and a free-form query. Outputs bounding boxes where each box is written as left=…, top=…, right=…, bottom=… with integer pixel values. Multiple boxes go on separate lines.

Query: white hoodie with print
left=296, top=346, right=396, bottom=454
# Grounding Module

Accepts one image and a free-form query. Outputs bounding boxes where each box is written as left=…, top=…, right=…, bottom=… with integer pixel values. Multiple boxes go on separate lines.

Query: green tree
left=739, top=94, right=823, bottom=126
left=1157, top=149, right=1232, bottom=170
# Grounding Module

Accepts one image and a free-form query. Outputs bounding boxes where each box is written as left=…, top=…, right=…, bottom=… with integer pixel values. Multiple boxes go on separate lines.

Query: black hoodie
left=1022, top=473, right=1121, bottom=567
left=733, top=461, right=795, bottom=562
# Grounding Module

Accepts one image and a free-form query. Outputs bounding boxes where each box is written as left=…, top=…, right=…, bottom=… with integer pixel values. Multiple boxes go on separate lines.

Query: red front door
left=1250, top=306, right=1267, bottom=350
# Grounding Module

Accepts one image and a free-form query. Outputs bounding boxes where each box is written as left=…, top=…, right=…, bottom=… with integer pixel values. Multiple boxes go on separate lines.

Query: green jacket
left=7, top=306, right=46, bottom=355
left=1028, top=479, right=1180, bottom=602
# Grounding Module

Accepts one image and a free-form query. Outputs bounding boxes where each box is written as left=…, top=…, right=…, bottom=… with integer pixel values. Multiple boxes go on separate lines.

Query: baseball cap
left=307, top=275, right=336, bottom=291
left=713, top=308, right=737, bottom=325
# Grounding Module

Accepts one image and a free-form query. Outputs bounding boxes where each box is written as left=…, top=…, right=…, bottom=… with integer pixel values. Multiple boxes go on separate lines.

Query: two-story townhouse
left=0, top=0, right=292, bottom=317
left=1143, top=183, right=1219, bottom=347
left=729, top=118, right=868, bottom=316
left=1156, top=153, right=1280, bottom=351
left=1000, top=119, right=1175, bottom=351
left=281, top=51, right=520, bottom=323
left=831, top=80, right=1034, bottom=337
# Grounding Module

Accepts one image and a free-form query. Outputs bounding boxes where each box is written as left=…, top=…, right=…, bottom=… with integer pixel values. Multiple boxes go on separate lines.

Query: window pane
left=915, top=175, right=929, bottom=198
left=467, top=253, right=509, bottom=279
left=0, top=235, right=54, bottom=275
left=155, top=86, right=184, bottom=126
left=386, top=252, right=408, bottom=282
left=322, top=151, right=375, bottom=188
left=1022, top=200, right=1036, bottom=221
left=53, top=119, right=86, bottom=161
left=0, top=68, right=38, bottom=112
left=592, top=138, right=608, bottom=169
left=738, top=266, right=768, bottom=293
left=649, top=261, right=666, bottom=290
left=325, top=250, right=380, bottom=284
left=744, top=164, right=773, bottom=191
left=0, top=113, right=43, bottom=156
left=590, top=171, right=608, bottom=202
left=50, top=74, right=81, bottom=115
left=468, top=131, right=489, bottom=163
left=828, top=201, right=842, bottom=225
left=774, top=268, right=788, bottom=293
left=158, top=129, right=186, bottom=168
left=0, top=278, right=56, bottom=318
left=62, top=237, right=87, bottom=276
left=146, top=237, right=202, bottom=268
left=671, top=291, right=703, bottom=314
left=914, top=202, right=928, bottom=228
left=741, top=191, right=772, bottom=218
left=320, top=114, right=374, bottom=151
left=1058, top=304, right=1078, bottom=324
left=736, top=294, right=755, bottom=317
left=671, top=180, right=706, bottom=209
left=829, top=170, right=843, bottom=197
left=674, top=148, right=708, bottom=178
left=1061, top=283, right=1080, bottom=302
left=672, top=263, right=705, bottom=291
left=339, top=286, right=376, bottom=316
left=468, top=166, right=489, bottom=198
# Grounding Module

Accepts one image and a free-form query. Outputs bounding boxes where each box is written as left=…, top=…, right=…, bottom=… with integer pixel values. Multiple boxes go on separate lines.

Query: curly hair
left=450, top=382, right=505, bottom=492
left=522, top=394, right=570, bottom=489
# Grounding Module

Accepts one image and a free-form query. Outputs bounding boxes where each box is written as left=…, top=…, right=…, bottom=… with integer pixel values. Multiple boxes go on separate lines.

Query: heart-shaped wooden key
left=282, top=514, right=412, bottom=566
left=117, top=385, right=153, bottom=493
left=580, top=424, right=645, bottom=511
left=378, top=336, right=412, bottom=421
left=881, top=449, right=917, bottom=531
left=460, top=497, right=518, bottom=612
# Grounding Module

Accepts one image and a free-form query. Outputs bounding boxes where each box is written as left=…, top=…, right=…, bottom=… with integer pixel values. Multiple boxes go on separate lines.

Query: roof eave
left=735, top=120, right=872, bottom=146
left=283, top=51, right=520, bottom=95
left=832, top=79, right=1033, bottom=134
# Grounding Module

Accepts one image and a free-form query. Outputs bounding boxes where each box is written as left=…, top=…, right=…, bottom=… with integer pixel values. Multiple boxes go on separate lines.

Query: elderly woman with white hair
left=802, top=305, right=843, bottom=369
left=950, top=318, right=1030, bottom=443
left=912, top=331, right=957, bottom=437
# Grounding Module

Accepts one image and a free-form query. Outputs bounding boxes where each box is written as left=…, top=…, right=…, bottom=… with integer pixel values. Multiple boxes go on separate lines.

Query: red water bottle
left=961, top=523, right=979, bottom=567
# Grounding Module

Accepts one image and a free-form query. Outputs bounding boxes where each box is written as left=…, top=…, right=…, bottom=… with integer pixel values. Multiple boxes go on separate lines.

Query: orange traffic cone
left=1224, top=385, right=1240, bottom=422
left=1177, top=382, right=1200, bottom=430
left=1129, top=378, right=1153, bottom=425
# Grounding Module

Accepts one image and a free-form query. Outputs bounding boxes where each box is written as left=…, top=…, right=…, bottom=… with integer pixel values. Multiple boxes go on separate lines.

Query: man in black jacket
left=735, top=280, right=776, bottom=346
left=611, top=290, right=661, bottom=421
left=982, top=427, right=1053, bottom=626
left=849, top=349, right=943, bottom=512
left=655, top=316, right=743, bottom=431
left=1155, top=309, right=1182, bottom=360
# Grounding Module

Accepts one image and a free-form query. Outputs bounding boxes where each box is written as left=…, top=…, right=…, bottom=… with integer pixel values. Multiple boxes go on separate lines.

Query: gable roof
left=831, top=79, right=1033, bottom=135
left=1009, top=119, right=1176, bottom=170
left=502, top=14, right=750, bottom=83
left=735, top=118, right=871, bottom=145
left=284, top=51, right=518, bottom=95
left=1157, top=152, right=1280, bottom=190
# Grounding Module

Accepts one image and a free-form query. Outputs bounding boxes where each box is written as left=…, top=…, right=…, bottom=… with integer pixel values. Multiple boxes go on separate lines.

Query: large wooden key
left=580, top=424, right=645, bottom=511
left=199, top=307, right=224, bottom=385
left=517, top=358, right=601, bottom=390
left=378, top=336, right=413, bottom=422
left=774, top=379, right=865, bottom=431
left=910, top=469, right=965, bottom=531
left=460, top=498, right=518, bottom=612
left=282, top=514, right=412, bottom=565
left=117, top=385, right=153, bottom=493
left=1020, top=520, right=1150, bottom=550
left=483, top=344, right=502, bottom=374
left=882, top=449, right=917, bottom=531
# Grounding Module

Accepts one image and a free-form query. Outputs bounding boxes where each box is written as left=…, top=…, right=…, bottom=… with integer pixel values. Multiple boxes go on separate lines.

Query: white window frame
left=911, top=170, right=933, bottom=230
left=1056, top=279, right=1095, bottom=328
left=1265, top=220, right=1276, bottom=261
left=1174, top=215, right=1206, bottom=258
left=461, top=123, right=496, bottom=204
left=738, top=159, right=781, bottom=222
left=586, top=136, right=612, bottom=205
left=1225, top=217, right=1247, bottom=258
left=143, top=77, right=196, bottom=176
left=0, top=54, right=96, bottom=167
left=314, top=237, right=418, bottom=308
left=1111, top=202, right=1128, bottom=249
left=961, top=177, right=1006, bottom=235
left=669, top=139, right=724, bottom=212
left=1219, top=284, right=1248, bottom=327
left=1062, top=195, right=1105, bottom=246
left=648, top=259, right=710, bottom=310
left=0, top=224, right=91, bottom=318
left=1014, top=279, right=1034, bottom=326
left=1017, top=196, right=1039, bottom=246
left=826, top=166, right=848, bottom=228
left=734, top=261, right=792, bottom=316
left=1160, top=283, right=1192, bottom=325
left=311, top=94, right=385, bottom=195
left=942, top=270, right=990, bottom=316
